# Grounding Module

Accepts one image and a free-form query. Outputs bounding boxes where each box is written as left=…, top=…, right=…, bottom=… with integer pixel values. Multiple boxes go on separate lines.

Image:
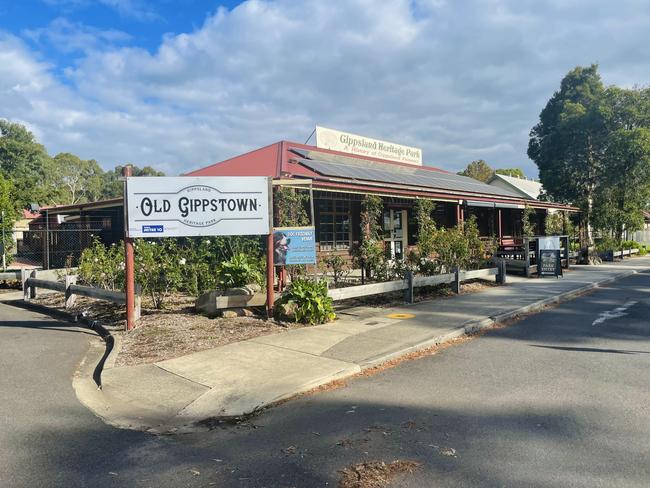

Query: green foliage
left=134, top=239, right=184, bottom=309
left=1, top=120, right=167, bottom=207
left=0, top=175, right=16, bottom=261
left=522, top=205, right=536, bottom=237
left=414, top=199, right=436, bottom=259
left=458, top=159, right=494, bottom=182
left=78, top=238, right=125, bottom=290
left=218, top=253, right=264, bottom=290
left=0, top=119, right=54, bottom=207
left=276, top=278, right=335, bottom=325
left=462, top=216, right=485, bottom=269
left=50, top=153, right=105, bottom=204
left=358, top=194, right=385, bottom=272
left=495, top=168, right=525, bottom=178
left=545, top=212, right=565, bottom=235
left=594, top=236, right=618, bottom=253
left=529, top=65, right=650, bottom=244
left=593, top=128, right=650, bottom=239
left=319, top=254, right=350, bottom=288
left=275, top=187, right=310, bottom=227
left=77, top=236, right=266, bottom=303
left=101, top=164, right=165, bottom=200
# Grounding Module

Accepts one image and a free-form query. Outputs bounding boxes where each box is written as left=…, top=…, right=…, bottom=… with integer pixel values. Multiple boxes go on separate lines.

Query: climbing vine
left=359, top=194, right=384, bottom=271
left=522, top=204, right=536, bottom=237
left=275, top=187, right=310, bottom=227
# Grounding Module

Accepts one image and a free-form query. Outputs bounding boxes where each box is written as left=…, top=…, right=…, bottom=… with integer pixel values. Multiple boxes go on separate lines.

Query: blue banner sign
left=273, top=227, right=316, bottom=266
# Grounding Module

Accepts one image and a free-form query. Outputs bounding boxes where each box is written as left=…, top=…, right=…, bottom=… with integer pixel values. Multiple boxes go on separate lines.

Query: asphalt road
left=1, top=271, right=649, bottom=488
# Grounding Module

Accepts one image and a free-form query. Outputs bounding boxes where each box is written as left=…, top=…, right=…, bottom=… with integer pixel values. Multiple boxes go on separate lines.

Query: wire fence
left=11, top=227, right=108, bottom=269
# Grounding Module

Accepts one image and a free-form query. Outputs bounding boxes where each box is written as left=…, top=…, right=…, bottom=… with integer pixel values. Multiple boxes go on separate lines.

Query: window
left=318, top=199, right=351, bottom=250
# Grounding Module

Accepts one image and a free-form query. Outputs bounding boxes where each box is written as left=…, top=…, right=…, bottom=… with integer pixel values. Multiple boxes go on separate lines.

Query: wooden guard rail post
left=22, top=270, right=141, bottom=321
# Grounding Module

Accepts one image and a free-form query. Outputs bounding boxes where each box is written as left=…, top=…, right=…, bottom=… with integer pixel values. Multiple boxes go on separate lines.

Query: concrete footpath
left=72, top=258, right=650, bottom=433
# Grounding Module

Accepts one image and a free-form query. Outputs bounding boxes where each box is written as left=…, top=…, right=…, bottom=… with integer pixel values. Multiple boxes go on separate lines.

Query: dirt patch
left=338, top=460, right=421, bottom=488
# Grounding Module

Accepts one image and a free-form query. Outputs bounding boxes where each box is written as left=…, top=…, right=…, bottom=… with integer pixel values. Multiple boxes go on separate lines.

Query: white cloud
left=23, top=17, right=131, bottom=53
left=3, top=0, right=650, bottom=178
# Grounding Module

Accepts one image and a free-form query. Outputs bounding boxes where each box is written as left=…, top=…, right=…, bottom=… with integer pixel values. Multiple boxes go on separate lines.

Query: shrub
left=218, top=252, right=264, bottom=289
left=320, top=254, right=350, bottom=287
left=595, top=236, right=621, bottom=253
left=276, top=278, right=335, bottom=325
left=78, top=238, right=124, bottom=290
left=134, top=239, right=183, bottom=309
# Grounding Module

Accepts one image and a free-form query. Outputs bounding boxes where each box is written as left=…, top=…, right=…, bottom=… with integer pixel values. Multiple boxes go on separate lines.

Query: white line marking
left=592, top=301, right=638, bottom=326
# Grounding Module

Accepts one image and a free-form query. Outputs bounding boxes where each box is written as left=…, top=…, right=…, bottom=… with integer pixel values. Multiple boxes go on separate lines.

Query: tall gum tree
left=528, top=65, right=607, bottom=247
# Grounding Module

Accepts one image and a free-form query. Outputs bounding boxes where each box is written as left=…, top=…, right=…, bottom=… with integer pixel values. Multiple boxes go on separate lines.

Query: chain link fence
left=11, top=226, right=109, bottom=269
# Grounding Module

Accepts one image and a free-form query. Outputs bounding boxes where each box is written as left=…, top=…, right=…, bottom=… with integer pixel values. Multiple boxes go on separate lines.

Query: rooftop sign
left=126, top=176, right=271, bottom=237
left=315, top=126, right=422, bottom=166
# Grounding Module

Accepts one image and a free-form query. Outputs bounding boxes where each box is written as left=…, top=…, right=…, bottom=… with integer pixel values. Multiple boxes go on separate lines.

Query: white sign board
left=315, top=126, right=422, bottom=165
left=538, top=236, right=561, bottom=250
left=126, top=176, right=271, bottom=238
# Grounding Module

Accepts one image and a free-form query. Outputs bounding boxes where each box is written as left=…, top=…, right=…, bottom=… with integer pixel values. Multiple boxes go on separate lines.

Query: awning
left=466, top=200, right=495, bottom=208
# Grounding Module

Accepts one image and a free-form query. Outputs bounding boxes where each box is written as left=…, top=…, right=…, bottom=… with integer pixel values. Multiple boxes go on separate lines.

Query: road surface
left=1, top=271, right=649, bottom=487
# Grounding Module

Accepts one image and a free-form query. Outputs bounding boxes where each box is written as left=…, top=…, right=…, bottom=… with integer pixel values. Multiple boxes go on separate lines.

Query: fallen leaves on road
left=338, top=460, right=422, bottom=488
left=438, top=447, right=457, bottom=457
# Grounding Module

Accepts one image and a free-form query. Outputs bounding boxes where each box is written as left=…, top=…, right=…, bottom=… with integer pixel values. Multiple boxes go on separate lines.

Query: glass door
left=383, top=209, right=408, bottom=259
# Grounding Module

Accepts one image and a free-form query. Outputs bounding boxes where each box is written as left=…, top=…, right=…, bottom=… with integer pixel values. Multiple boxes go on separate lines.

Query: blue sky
left=2, top=1, right=241, bottom=69
left=1, top=0, right=649, bottom=177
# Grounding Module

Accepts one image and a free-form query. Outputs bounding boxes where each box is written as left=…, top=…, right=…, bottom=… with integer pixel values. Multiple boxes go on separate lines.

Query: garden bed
left=30, top=292, right=303, bottom=366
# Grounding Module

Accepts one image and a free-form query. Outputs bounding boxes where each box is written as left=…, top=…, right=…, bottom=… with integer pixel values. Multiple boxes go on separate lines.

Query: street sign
left=125, top=176, right=271, bottom=238
left=273, top=227, right=316, bottom=266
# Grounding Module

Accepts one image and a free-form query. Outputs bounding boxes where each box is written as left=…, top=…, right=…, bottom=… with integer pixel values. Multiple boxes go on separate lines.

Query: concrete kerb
left=349, top=269, right=641, bottom=373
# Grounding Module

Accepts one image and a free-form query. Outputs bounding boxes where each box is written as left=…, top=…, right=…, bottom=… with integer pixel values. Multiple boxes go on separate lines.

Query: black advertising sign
left=539, top=249, right=561, bottom=278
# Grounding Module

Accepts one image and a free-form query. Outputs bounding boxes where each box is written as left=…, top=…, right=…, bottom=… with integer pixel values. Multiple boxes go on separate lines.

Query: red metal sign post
left=122, top=165, right=137, bottom=331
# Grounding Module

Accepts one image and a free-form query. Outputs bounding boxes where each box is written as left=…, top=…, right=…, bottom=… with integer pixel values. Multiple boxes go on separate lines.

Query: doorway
left=383, top=209, right=408, bottom=259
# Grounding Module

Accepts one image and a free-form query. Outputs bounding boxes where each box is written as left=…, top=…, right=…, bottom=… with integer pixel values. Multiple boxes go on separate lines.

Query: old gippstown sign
left=315, top=126, right=422, bottom=165
left=126, top=176, right=271, bottom=237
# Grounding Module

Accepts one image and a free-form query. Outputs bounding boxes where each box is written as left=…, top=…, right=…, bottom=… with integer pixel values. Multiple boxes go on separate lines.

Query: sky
left=1, top=0, right=649, bottom=177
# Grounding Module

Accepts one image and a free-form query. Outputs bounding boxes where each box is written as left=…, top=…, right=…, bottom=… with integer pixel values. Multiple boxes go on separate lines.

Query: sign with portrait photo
left=273, top=227, right=316, bottom=266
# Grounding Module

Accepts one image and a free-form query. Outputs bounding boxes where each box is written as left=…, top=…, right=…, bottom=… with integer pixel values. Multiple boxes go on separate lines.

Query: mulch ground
left=30, top=292, right=303, bottom=367
left=29, top=276, right=498, bottom=368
